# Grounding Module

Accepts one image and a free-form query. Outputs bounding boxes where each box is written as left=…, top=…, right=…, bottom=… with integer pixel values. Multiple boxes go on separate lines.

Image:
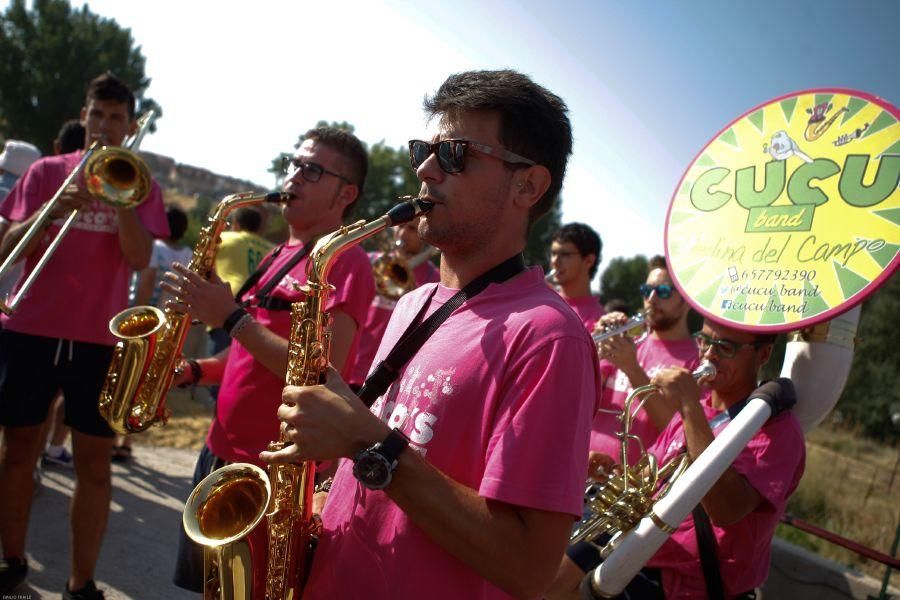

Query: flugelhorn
left=591, top=313, right=646, bottom=344
left=571, top=362, right=716, bottom=555
left=0, top=110, right=157, bottom=315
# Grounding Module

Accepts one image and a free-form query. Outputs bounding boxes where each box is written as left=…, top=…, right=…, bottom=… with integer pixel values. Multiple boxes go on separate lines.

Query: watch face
left=353, top=452, right=392, bottom=490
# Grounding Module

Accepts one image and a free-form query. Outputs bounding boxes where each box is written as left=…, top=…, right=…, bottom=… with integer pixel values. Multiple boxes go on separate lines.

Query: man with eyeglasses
left=549, top=222, right=605, bottom=332
left=261, top=70, right=598, bottom=599
left=164, top=126, right=375, bottom=593
left=549, top=319, right=804, bottom=599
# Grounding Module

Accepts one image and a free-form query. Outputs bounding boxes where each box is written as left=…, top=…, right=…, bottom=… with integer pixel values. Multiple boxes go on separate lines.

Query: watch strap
left=379, top=427, right=410, bottom=463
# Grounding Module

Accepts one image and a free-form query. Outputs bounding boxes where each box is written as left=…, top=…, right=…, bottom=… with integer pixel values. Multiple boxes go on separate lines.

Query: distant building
left=140, top=151, right=268, bottom=202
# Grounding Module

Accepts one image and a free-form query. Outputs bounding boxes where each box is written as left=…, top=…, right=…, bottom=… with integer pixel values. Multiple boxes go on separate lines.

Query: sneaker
left=0, top=557, right=28, bottom=594
left=64, top=579, right=106, bottom=600
left=43, top=447, right=74, bottom=468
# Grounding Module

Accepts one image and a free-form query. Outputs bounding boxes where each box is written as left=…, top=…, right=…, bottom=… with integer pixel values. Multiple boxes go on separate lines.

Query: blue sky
left=11, top=0, right=900, bottom=287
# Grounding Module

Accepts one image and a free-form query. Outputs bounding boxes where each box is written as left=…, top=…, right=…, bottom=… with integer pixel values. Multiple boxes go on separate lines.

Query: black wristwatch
left=352, top=428, right=410, bottom=490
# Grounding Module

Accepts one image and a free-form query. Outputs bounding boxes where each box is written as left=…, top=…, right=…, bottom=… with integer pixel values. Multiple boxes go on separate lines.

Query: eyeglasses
left=639, top=283, right=674, bottom=299
left=693, top=332, right=760, bottom=359
left=408, top=139, right=536, bottom=174
left=282, top=158, right=352, bottom=184
left=550, top=250, right=581, bottom=260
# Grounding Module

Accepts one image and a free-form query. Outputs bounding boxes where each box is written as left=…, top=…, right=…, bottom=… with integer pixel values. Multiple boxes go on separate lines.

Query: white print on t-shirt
left=608, top=363, right=667, bottom=393
left=63, top=204, right=118, bottom=234
left=372, top=365, right=456, bottom=456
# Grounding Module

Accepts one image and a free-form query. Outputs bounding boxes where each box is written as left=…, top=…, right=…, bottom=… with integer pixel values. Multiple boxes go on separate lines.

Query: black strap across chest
left=357, top=253, right=526, bottom=408
left=233, top=243, right=310, bottom=312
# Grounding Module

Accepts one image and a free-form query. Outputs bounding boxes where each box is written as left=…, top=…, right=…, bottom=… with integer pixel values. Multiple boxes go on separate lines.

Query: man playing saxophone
left=547, top=320, right=805, bottom=600
left=262, top=70, right=599, bottom=599
left=347, top=217, right=439, bottom=392
left=164, top=126, right=375, bottom=593
left=0, top=73, right=169, bottom=599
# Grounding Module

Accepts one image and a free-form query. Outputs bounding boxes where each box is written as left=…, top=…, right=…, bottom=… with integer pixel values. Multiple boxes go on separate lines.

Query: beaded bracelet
left=176, top=359, right=203, bottom=389
left=222, top=307, right=249, bottom=335
left=228, top=313, right=253, bottom=339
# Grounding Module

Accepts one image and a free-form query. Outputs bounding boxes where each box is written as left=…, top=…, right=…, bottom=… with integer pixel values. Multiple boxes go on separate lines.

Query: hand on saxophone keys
left=161, top=262, right=235, bottom=326
left=260, top=365, right=389, bottom=465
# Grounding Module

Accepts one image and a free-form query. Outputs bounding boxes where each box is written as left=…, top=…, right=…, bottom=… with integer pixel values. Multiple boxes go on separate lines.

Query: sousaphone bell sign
left=665, top=88, right=899, bottom=332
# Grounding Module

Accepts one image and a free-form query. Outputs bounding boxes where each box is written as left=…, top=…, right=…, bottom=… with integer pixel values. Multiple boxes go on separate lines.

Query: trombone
left=0, top=110, right=157, bottom=315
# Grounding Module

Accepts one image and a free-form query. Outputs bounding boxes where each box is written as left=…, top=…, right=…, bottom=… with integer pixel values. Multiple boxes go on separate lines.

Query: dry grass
left=129, top=388, right=213, bottom=450
left=778, top=425, right=900, bottom=588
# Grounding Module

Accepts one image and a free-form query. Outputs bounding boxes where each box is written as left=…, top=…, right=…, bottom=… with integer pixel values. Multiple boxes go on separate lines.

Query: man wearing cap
left=0, top=140, right=41, bottom=202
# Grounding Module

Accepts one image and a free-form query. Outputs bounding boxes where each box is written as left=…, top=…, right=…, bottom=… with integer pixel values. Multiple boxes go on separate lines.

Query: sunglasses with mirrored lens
left=639, top=283, right=674, bottom=299
left=281, top=158, right=351, bottom=184
left=693, top=332, right=758, bottom=359
left=408, top=139, right=536, bottom=174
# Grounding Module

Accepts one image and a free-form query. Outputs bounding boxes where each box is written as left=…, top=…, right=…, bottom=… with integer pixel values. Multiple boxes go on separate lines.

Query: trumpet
left=0, top=110, right=157, bottom=315
left=591, top=313, right=646, bottom=343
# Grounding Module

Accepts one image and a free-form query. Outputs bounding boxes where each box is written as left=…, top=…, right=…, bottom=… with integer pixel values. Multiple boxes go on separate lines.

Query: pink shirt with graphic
left=563, top=295, right=605, bottom=333
left=590, top=336, right=699, bottom=464
left=349, top=255, right=439, bottom=387
left=207, top=242, right=374, bottom=465
left=644, top=392, right=805, bottom=599
left=302, top=268, right=599, bottom=600
left=0, top=151, right=168, bottom=345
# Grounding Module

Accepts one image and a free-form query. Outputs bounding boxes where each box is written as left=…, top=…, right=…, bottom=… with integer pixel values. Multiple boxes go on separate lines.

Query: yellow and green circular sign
left=666, top=89, right=899, bottom=333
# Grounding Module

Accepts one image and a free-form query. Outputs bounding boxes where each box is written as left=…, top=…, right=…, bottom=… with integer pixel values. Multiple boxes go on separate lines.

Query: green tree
left=599, top=255, right=649, bottom=313
left=524, top=203, right=562, bottom=272
left=0, top=0, right=154, bottom=153
left=834, top=275, right=900, bottom=442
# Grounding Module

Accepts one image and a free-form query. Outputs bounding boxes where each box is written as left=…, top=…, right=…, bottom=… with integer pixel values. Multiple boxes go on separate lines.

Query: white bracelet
left=228, top=313, right=253, bottom=339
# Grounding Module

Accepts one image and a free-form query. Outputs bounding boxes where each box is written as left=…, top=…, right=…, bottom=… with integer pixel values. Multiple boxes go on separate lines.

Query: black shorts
left=173, top=444, right=228, bottom=592
left=0, top=329, right=115, bottom=437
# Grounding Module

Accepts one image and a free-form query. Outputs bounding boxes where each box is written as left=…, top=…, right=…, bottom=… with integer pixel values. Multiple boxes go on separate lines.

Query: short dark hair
left=423, top=69, right=572, bottom=228
left=303, top=127, right=368, bottom=219
left=552, top=222, right=602, bottom=278
left=604, top=298, right=629, bottom=314
left=648, top=255, right=668, bottom=273
left=86, top=72, right=136, bottom=120
left=56, top=119, right=85, bottom=154
left=166, top=206, right=188, bottom=241
left=754, top=333, right=778, bottom=347
left=233, top=207, right=262, bottom=233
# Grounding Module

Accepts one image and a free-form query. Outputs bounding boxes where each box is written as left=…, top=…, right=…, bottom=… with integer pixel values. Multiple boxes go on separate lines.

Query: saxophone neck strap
left=235, top=243, right=310, bottom=311
left=358, top=253, right=526, bottom=408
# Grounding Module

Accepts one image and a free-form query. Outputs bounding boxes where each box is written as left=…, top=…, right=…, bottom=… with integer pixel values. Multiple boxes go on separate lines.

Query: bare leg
left=0, top=424, right=44, bottom=558
left=68, top=430, right=114, bottom=590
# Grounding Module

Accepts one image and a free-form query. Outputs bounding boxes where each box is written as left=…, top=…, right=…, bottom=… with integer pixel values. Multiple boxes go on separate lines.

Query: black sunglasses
left=408, top=139, right=536, bottom=174
left=282, top=158, right=352, bottom=184
left=693, top=332, right=761, bottom=359
left=639, top=283, right=674, bottom=299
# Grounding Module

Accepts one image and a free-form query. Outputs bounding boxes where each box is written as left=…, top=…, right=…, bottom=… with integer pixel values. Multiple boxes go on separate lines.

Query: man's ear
left=512, top=165, right=551, bottom=210
left=584, top=252, right=597, bottom=273
left=337, top=183, right=359, bottom=211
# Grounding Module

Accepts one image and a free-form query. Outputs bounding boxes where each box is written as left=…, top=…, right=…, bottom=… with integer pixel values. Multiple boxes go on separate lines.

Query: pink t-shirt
left=349, top=256, right=439, bottom=386
left=206, top=242, right=375, bottom=464
left=563, top=295, right=605, bottom=333
left=590, top=336, right=700, bottom=464
left=0, top=151, right=168, bottom=345
left=645, top=394, right=806, bottom=598
left=302, top=267, right=599, bottom=600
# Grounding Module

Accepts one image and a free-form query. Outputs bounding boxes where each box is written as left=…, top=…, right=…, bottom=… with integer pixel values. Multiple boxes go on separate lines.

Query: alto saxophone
left=182, top=197, right=433, bottom=600
left=98, top=191, right=291, bottom=434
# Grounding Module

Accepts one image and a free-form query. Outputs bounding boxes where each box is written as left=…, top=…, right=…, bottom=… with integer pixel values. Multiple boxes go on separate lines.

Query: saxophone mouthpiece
left=269, top=191, right=294, bottom=203
left=388, top=196, right=434, bottom=225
